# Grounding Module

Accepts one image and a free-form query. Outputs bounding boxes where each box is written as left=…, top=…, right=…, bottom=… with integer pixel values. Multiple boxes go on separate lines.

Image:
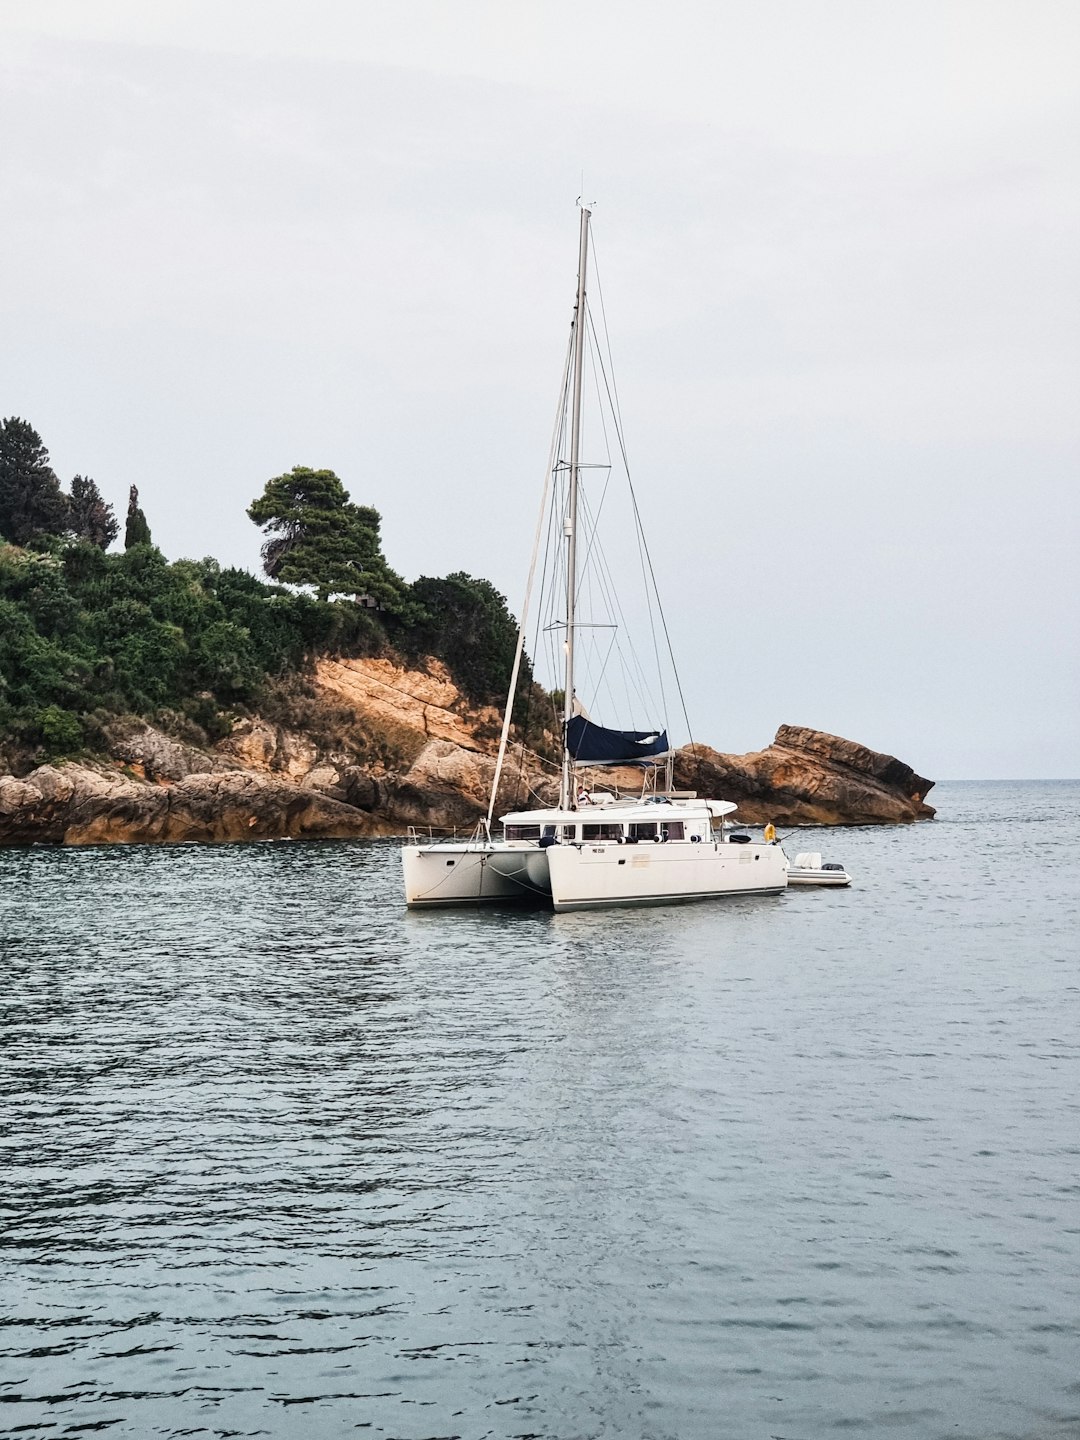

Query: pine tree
left=124, top=485, right=152, bottom=549
left=69, top=475, right=119, bottom=550
left=0, top=417, right=70, bottom=544
left=247, top=466, right=408, bottom=609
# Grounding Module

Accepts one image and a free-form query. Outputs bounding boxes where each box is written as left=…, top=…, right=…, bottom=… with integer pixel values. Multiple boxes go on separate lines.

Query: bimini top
left=565, top=715, right=670, bottom=766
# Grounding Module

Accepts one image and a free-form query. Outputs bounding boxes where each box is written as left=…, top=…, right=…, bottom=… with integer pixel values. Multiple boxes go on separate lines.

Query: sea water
left=1, top=780, right=1077, bottom=1440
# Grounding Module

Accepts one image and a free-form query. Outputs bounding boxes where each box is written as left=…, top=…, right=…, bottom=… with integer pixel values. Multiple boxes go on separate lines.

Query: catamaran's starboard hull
left=403, top=840, right=787, bottom=911
left=543, top=840, right=787, bottom=911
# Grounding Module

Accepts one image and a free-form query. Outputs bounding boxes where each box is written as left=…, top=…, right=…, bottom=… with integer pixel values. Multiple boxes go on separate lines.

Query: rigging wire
left=588, top=247, right=698, bottom=761
left=515, top=218, right=697, bottom=800
left=585, top=287, right=669, bottom=734
left=486, top=332, right=574, bottom=829
left=575, top=485, right=660, bottom=724
left=570, top=367, right=666, bottom=727
left=535, top=314, right=666, bottom=736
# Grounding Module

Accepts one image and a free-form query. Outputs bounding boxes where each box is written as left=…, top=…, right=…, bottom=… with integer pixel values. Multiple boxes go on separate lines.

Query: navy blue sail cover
left=565, top=715, right=670, bottom=766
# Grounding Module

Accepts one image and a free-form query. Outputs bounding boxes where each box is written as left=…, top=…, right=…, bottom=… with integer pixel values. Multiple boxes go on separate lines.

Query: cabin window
left=582, top=823, right=623, bottom=842
left=542, top=825, right=558, bottom=839
left=504, top=825, right=541, bottom=841
left=629, top=822, right=658, bottom=841
left=661, top=821, right=685, bottom=841
left=561, top=825, right=577, bottom=841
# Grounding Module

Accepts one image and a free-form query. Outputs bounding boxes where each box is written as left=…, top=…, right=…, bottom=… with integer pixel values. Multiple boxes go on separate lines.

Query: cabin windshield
left=581, top=822, right=624, bottom=842
left=504, top=824, right=541, bottom=841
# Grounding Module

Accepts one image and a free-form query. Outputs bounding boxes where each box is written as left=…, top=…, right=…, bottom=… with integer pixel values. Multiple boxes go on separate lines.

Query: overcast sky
left=2, top=0, right=1077, bottom=779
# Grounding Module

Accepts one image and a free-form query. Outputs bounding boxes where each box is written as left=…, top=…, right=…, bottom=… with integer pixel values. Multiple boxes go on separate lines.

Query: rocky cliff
left=0, top=659, right=933, bottom=846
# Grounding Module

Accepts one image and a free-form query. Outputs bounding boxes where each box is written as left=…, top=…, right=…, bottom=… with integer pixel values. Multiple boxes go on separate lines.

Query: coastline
left=0, top=659, right=934, bottom=847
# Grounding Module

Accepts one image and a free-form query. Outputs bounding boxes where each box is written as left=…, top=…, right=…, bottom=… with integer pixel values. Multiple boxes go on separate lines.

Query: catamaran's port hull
left=402, top=845, right=550, bottom=907
left=403, top=841, right=787, bottom=911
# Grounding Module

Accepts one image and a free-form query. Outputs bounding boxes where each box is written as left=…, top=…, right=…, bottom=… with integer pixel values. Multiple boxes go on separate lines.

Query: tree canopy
left=69, top=475, right=119, bottom=550
left=0, top=417, right=69, bottom=545
left=404, top=571, right=529, bottom=705
left=247, top=466, right=409, bottom=610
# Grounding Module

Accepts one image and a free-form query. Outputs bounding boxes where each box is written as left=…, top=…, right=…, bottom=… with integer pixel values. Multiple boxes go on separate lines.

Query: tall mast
left=561, top=205, right=590, bottom=812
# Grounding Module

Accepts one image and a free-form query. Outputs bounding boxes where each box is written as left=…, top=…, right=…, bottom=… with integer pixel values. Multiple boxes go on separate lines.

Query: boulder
left=217, top=717, right=320, bottom=779
left=381, top=738, right=552, bottom=833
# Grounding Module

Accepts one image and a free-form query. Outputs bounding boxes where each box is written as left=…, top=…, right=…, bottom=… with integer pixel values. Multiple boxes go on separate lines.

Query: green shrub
left=37, top=705, right=83, bottom=757
left=400, top=572, right=525, bottom=705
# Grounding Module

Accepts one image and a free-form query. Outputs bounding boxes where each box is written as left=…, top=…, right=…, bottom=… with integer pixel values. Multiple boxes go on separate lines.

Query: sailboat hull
left=403, top=839, right=786, bottom=911
left=402, top=844, right=549, bottom=908
left=544, top=840, right=787, bottom=911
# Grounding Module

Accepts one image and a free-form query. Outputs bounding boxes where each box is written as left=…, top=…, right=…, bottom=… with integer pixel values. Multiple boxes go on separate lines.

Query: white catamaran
left=402, top=206, right=789, bottom=911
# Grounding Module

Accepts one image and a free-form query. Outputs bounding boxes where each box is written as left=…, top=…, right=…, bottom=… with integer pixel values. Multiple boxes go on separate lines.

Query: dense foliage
left=0, top=541, right=534, bottom=769
left=0, top=541, right=373, bottom=763
left=0, top=422, right=541, bottom=772
left=404, top=572, right=529, bottom=705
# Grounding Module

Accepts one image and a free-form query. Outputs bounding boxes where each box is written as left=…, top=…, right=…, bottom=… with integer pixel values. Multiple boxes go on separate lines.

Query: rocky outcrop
left=388, top=738, right=557, bottom=831
left=0, top=656, right=933, bottom=846
left=316, top=656, right=501, bottom=749
left=0, top=762, right=382, bottom=847
left=102, top=717, right=234, bottom=781
left=673, top=724, right=935, bottom=826
left=216, top=717, right=320, bottom=779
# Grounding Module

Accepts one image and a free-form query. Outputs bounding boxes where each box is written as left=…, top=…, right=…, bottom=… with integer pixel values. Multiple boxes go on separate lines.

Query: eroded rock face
left=0, top=759, right=380, bottom=847
left=774, top=725, right=933, bottom=803
left=103, top=718, right=230, bottom=782
left=388, top=739, right=554, bottom=833
left=217, top=718, right=320, bottom=779
left=673, top=725, right=935, bottom=826
left=315, top=657, right=500, bottom=754
left=0, top=665, right=934, bottom=846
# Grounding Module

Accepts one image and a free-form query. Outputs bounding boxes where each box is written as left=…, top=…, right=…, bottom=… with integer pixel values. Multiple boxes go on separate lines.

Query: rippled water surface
left=2, top=780, right=1078, bottom=1439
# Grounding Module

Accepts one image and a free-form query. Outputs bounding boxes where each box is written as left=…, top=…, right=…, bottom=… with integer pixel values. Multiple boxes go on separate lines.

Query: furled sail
left=565, top=715, right=670, bottom=766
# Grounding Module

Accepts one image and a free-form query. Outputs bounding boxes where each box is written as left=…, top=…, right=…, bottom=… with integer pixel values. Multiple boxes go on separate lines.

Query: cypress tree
left=124, top=485, right=152, bottom=549
left=0, top=417, right=70, bottom=544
